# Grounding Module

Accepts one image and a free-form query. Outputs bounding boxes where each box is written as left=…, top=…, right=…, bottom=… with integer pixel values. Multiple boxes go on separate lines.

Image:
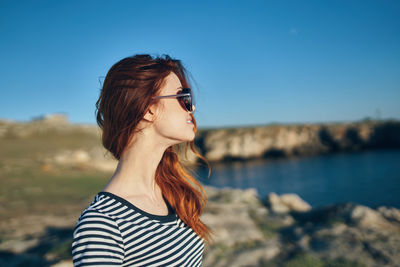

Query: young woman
left=72, top=54, right=213, bottom=266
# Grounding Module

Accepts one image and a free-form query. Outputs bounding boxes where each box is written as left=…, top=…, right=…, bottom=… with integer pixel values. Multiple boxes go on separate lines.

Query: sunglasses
left=152, top=87, right=194, bottom=112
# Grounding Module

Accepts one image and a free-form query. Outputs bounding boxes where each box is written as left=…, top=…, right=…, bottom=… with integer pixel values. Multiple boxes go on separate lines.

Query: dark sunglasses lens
left=179, top=88, right=193, bottom=111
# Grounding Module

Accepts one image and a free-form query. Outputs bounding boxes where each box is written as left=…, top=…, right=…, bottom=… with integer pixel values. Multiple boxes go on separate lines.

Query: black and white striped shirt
left=72, top=191, right=205, bottom=266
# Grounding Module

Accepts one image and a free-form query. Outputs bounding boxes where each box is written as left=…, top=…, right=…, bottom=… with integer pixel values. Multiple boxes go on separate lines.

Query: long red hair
left=95, top=54, right=214, bottom=244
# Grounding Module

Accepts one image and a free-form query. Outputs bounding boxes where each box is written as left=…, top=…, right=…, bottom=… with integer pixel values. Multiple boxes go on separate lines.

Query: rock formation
left=201, top=186, right=400, bottom=267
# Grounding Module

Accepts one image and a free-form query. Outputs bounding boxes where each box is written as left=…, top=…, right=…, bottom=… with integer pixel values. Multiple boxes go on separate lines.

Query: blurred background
left=1, top=0, right=399, bottom=266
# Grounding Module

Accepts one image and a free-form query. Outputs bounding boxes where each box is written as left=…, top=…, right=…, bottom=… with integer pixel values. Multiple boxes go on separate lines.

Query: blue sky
left=1, top=0, right=399, bottom=128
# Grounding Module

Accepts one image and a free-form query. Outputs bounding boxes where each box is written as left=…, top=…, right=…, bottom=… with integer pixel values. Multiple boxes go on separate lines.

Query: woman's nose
left=191, top=104, right=196, bottom=113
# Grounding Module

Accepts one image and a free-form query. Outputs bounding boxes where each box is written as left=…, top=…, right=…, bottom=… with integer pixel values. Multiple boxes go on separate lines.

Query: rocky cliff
left=195, top=120, right=400, bottom=162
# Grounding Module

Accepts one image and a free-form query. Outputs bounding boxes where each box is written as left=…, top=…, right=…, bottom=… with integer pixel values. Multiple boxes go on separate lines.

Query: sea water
left=197, top=149, right=400, bottom=209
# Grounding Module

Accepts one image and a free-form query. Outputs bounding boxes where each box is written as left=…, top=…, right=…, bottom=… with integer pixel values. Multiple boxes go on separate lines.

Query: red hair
left=95, top=54, right=214, bottom=244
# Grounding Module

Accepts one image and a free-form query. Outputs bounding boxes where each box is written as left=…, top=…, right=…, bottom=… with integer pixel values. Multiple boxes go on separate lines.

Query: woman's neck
left=102, top=130, right=170, bottom=202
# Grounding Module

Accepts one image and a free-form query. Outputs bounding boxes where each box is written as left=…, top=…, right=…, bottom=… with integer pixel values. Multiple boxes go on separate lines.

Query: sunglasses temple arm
left=153, top=93, right=190, bottom=99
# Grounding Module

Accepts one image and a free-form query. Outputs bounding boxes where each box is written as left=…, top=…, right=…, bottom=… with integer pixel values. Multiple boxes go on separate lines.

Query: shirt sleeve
left=72, top=209, right=125, bottom=266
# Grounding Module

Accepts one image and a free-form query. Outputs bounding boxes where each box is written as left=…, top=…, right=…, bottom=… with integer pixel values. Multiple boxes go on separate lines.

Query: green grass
left=0, top=130, right=100, bottom=159
left=0, top=165, right=110, bottom=220
left=0, top=127, right=108, bottom=222
left=283, top=253, right=324, bottom=267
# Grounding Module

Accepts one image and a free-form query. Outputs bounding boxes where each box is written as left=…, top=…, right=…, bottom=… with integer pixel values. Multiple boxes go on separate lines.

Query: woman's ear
left=143, top=101, right=163, bottom=122
left=143, top=108, right=155, bottom=122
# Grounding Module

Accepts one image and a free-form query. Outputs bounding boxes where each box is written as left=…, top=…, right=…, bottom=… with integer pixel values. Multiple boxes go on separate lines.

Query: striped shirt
left=72, top=191, right=205, bottom=267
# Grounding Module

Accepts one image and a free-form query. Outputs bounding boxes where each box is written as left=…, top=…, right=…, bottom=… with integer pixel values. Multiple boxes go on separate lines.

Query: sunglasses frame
left=152, top=87, right=194, bottom=112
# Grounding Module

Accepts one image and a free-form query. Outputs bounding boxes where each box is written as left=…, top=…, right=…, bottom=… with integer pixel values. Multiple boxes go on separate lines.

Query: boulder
left=349, top=205, right=394, bottom=230
left=378, top=206, right=400, bottom=224
left=266, top=192, right=311, bottom=213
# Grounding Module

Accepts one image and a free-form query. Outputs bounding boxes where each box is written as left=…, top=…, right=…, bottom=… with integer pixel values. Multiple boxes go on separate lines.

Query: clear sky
left=1, top=0, right=399, bottom=128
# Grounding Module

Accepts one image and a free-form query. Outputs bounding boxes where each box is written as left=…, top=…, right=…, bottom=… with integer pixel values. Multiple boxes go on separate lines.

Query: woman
left=72, top=54, right=213, bottom=266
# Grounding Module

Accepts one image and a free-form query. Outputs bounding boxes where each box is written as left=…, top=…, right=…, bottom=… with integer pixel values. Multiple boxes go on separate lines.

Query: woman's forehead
left=161, top=72, right=182, bottom=94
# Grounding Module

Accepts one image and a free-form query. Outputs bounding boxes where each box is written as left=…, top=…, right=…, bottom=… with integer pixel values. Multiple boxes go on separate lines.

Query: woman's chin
left=169, top=132, right=195, bottom=145
left=185, top=130, right=196, bottom=142
left=183, top=131, right=195, bottom=142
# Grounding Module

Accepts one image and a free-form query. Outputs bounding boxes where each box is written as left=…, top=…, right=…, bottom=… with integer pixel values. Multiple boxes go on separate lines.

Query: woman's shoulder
left=74, top=192, right=121, bottom=228
left=73, top=194, right=124, bottom=245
